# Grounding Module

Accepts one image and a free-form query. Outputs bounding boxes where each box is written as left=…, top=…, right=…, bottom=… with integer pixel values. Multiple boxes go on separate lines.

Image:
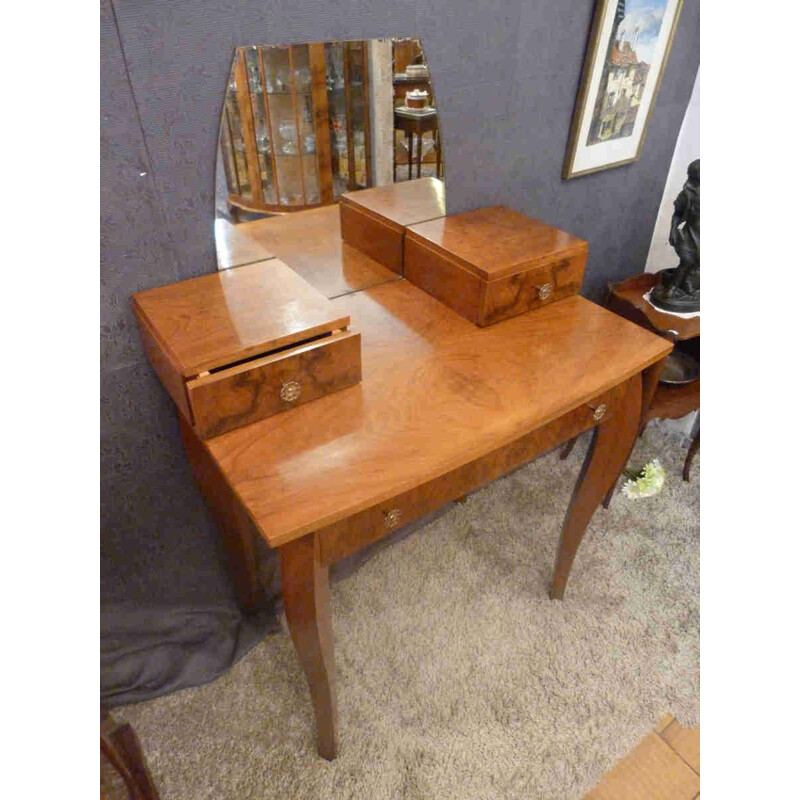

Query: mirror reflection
left=215, top=38, right=445, bottom=281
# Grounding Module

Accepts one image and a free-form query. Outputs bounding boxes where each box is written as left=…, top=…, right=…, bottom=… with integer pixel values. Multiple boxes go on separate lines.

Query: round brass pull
left=590, top=403, right=607, bottom=421
left=280, top=380, right=302, bottom=403
left=384, top=508, right=402, bottom=530
left=537, top=283, right=553, bottom=301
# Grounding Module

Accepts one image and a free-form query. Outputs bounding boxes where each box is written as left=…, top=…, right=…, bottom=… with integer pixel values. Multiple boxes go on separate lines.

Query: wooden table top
left=214, top=219, right=275, bottom=270
left=407, top=206, right=587, bottom=281
left=214, top=206, right=399, bottom=299
left=206, top=280, right=671, bottom=548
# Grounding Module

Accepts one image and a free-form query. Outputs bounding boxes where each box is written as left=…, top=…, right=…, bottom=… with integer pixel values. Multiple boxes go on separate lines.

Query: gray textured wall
left=101, top=0, right=699, bottom=649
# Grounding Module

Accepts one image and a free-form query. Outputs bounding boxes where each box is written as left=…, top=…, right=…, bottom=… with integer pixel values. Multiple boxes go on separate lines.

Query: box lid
left=132, top=259, right=349, bottom=377
left=405, top=206, right=588, bottom=281
left=340, top=177, right=445, bottom=231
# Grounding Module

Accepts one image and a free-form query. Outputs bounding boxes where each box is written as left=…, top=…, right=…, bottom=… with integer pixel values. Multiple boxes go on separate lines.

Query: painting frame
left=562, top=0, right=684, bottom=180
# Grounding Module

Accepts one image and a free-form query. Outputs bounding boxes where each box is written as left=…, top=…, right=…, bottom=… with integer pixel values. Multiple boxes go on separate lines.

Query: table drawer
left=317, top=385, right=619, bottom=565
left=481, top=252, right=586, bottom=326
left=187, top=330, right=361, bottom=439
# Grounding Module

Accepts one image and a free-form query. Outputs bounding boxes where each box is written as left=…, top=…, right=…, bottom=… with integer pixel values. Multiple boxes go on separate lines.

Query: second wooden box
left=404, top=205, right=588, bottom=326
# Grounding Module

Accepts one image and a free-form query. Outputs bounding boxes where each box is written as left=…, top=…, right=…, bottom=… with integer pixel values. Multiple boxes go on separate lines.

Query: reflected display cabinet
left=391, top=38, right=443, bottom=182
left=219, top=43, right=372, bottom=216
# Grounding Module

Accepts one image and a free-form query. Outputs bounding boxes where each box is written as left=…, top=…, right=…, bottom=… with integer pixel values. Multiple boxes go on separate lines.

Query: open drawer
left=186, top=330, right=360, bottom=438
left=132, top=259, right=361, bottom=439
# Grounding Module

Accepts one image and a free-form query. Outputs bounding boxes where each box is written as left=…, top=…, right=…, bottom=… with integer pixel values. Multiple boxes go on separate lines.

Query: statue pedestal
left=649, top=267, right=700, bottom=313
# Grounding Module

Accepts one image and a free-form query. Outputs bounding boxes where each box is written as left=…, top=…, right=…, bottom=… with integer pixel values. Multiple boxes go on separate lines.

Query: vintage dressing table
left=130, top=35, right=673, bottom=760
left=134, top=204, right=670, bottom=759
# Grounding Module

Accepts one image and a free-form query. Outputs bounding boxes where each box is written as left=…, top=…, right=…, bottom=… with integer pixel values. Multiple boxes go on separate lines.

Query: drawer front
left=187, top=330, right=361, bottom=439
left=404, top=235, right=482, bottom=324
left=340, top=201, right=404, bottom=274
left=317, top=383, right=619, bottom=566
left=479, top=251, right=587, bottom=326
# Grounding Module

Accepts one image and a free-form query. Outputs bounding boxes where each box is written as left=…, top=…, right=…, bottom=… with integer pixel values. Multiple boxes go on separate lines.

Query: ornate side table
left=562, top=271, right=699, bottom=496
left=393, top=108, right=441, bottom=180
left=609, top=271, right=700, bottom=485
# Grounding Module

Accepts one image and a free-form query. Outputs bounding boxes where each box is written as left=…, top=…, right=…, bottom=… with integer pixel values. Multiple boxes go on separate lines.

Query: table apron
left=316, top=384, right=622, bottom=566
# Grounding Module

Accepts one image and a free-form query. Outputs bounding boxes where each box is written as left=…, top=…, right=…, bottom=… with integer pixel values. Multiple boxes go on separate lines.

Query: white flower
left=621, top=459, right=666, bottom=499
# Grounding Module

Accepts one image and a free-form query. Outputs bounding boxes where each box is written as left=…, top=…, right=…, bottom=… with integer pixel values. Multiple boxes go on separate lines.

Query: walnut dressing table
left=136, top=209, right=670, bottom=760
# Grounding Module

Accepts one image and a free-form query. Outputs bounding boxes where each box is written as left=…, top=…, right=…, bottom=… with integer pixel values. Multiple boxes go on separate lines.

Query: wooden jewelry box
left=132, top=259, right=361, bottom=439
left=339, top=177, right=445, bottom=274
left=404, top=205, right=588, bottom=327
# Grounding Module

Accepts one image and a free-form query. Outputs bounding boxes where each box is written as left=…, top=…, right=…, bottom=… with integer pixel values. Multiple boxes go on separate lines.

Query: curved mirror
left=214, top=38, right=446, bottom=297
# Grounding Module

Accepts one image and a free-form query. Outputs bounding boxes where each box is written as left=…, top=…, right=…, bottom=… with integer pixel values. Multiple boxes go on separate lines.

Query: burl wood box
left=405, top=206, right=588, bottom=327
left=132, top=260, right=361, bottom=439
left=339, top=177, right=445, bottom=274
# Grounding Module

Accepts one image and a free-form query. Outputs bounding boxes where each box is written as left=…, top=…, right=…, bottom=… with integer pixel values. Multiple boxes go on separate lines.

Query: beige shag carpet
left=118, top=424, right=699, bottom=799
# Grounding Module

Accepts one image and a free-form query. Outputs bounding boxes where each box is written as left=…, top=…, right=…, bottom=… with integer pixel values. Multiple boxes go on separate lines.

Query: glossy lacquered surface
left=207, top=282, right=671, bottom=547
left=340, top=177, right=446, bottom=229
left=132, top=259, right=348, bottom=376
left=214, top=206, right=399, bottom=299
left=406, top=205, right=587, bottom=280
left=339, top=178, right=447, bottom=275
left=214, top=218, right=275, bottom=269
left=187, top=330, right=362, bottom=439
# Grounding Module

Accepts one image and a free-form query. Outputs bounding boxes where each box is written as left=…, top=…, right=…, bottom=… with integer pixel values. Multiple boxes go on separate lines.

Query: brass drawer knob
left=537, top=283, right=553, bottom=301
left=280, top=380, right=302, bottom=403
left=384, top=508, right=402, bottom=530
left=590, top=403, right=607, bottom=421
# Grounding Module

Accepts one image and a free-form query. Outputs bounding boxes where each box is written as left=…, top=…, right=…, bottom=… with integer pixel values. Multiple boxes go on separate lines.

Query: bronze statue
left=650, top=159, right=700, bottom=313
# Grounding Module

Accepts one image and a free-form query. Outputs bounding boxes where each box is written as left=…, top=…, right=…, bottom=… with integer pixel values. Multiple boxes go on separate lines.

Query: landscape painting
left=563, top=0, right=684, bottom=179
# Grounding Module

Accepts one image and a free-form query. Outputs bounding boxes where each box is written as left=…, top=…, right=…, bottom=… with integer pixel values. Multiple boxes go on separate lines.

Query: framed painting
left=563, top=0, right=684, bottom=179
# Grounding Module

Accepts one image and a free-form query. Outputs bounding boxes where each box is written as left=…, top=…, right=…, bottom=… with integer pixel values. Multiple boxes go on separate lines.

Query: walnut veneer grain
left=406, top=205, right=587, bottom=281
left=405, top=205, right=588, bottom=326
left=132, top=259, right=349, bottom=377
left=143, top=210, right=672, bottom=761
left=207, top=282, right=670, bottom=549
left=187, top=331, right=362, bottom=439
left=133, top=258, right=361, bottom=439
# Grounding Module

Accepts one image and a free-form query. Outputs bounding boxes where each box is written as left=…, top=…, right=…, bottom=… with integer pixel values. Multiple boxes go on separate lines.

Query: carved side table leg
left=559, top=436, right=577, bottom=460
left=551, top=374, right=642, bottom=600
left=280, top=533, right=338, bottom=760
left=683, top=429, right=700, bottom=482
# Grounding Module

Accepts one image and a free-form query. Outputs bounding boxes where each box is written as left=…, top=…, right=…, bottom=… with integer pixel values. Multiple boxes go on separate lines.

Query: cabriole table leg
left=683, top=428, right=700, bottom=482
left=280, top=533, right=338, bottom=760
left=550, top=374, right=643, bottom=600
